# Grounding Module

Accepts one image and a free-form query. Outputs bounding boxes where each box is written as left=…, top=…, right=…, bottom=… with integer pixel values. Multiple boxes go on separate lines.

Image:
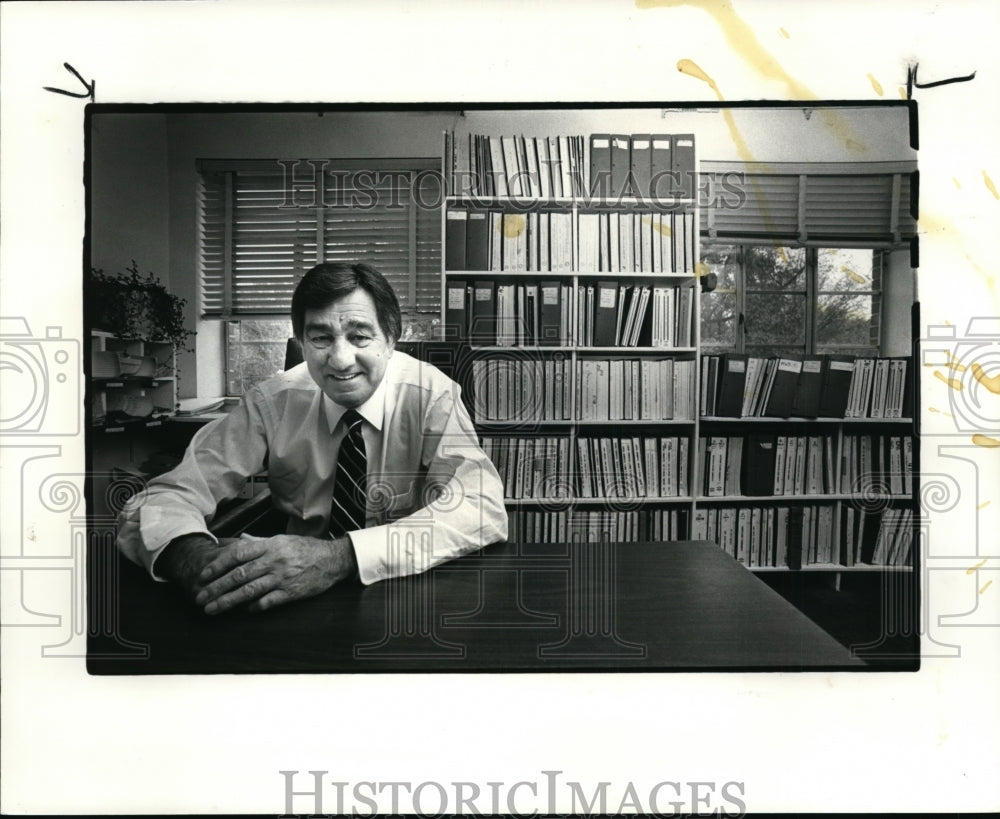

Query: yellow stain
left=694, top=261, right=710, bottom=280
left=953, top=177, right=961, bottom=190
left=502, top=214, right=526, bottom=238
left=978, top=501, right=991, bottom=510
left=867, top=73, right=884, bottom=97
left=779, top=27, right=790, bottom=39
left=841, top=265, right=867, bottom=285
left=898, top=86, right=907, bottom=100
left=648, top=215, right=672, bottom=237
left=972, top=433, right=1000, bottom=448
left=941, top=351, right=967, bottom=373
left=967, top=557, right=988, bottom=574
left=643, top=1, right=868, bottom=154
left=972, top=362, right=1000, bottom=394
left=933, top=370, right=963, bottom=391
left=984, top=170, right=1000, bottom=200
left=981, top=580, right=993, bottom=595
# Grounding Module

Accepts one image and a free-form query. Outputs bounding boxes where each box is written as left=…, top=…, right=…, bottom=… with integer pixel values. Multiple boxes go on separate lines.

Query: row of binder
left=840, top=434, right=914, bottom=496
left=445, top=133, right=587, bottom=199
left=480, top=436, right=571, bottom=500
left=577, top=358, right=695, bottom=421
left=508, top=508, right=690, bottom=545
left=699, top=434, right=836, bottom=498
left=469, top=357, right=695, bottom=422
left=576, top=436, right=690, bottom=499
left=443, top=131, right=696, bottom=202
left=589, top=133, right=695, bottom=200
left=444, top=279, right=695, bottom=348
left=701, top=354, right=912, bottom=419
left=694, top=504, right=914, bottom=568
left=444, top=209, right=697, bottom=274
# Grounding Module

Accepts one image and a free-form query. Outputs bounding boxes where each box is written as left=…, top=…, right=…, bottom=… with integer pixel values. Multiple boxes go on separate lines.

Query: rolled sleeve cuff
left=118, top=498, right=218, bottom=581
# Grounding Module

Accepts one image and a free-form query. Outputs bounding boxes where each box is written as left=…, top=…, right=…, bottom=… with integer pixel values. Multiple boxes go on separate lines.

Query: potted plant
left=86, top=261, right=196, bottom=353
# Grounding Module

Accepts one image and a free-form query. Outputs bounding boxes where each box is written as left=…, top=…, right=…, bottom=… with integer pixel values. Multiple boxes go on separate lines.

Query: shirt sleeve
left=116, top=392, right=271, bottom=579
left=349, top=384, right=508, bottom=584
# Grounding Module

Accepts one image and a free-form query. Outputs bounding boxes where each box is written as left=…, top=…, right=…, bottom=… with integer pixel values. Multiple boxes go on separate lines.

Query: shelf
left=577, top=418, right=695, bottom=426
left=700, top=415, right=913, bottom=424
left=468, top=345, right=696, bottom=354
left=445, top=270, right=697, bottom=280
left=503, top=495, right=692, bottom=506
left=747, top=563, right=914, bottom=572
left=697, top=494, right=913, bottom=503
left=94, top=416, right=174, bottom=433
left=445, top=195, right=696, bottom=210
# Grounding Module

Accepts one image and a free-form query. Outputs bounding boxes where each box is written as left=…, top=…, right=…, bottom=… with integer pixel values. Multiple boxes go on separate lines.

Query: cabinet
left=88, top=330, right=178, bottom=519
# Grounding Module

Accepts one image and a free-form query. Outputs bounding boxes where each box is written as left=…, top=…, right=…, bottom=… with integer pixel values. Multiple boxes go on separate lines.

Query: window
left=700, top=245, right=884, bottom=357
left=198, top=158, right=442, bottom=393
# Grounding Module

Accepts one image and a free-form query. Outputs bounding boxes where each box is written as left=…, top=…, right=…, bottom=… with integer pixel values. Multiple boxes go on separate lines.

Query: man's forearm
left=154, top=533, right=219, bottom=593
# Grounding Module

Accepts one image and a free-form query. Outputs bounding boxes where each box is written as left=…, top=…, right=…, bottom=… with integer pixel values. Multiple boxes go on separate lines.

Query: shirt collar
left=321, top=359, right=390, bottom=434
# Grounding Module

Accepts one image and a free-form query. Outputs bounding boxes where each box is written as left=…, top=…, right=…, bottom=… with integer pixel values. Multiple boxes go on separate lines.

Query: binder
left=501, top=136, right=522, bottom=197
left=470, top=280, right=496, bottom=345
left=593, top=280, right=619, bottom=346
left=671, top=134, right=696, bottom=200
left=715, top=354, right=748, bottom=417
left=650, top=134, right=672, bottom=203
left=538, top=280, right=562, bottom=346
left=791, top=355, right=824, bottom=418
left=817, top=355, right=855, bottom=418
left=589, top=134, right=612, bottom=197
left=445, top=209, right=467, bottom=270
left=465, top=210, right=489, bottom=270
left=764, top=357, right=803, bottom=418
left=629, top=134, right=653, bottom=200
left=610, top=135, right=631, bottom=198
left=444, top=279, right=468, bottom=342
left=743, top=434, right=778, bottom=496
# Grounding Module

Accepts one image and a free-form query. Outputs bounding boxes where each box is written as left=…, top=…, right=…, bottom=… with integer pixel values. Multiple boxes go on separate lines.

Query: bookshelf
left=441, top=129, right=701, bottom=548
left=438, top=128, right=916, bottom=580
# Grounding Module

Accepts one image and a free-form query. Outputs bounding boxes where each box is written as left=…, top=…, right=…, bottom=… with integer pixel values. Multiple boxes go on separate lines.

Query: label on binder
left=542, top=287, right=558, bottom=305
left=599, top=287, right=616, bottom=308
left=830, top=360, right=854, bottom=371
left=475, top=288, right=492, bottom=301
left=448, top=288, right=465, bottom=309
left=728, top=360, right=746, bottom=373
left=778, top=359, right=803, bottom=372
left=803, top=360, right=822, bottom=372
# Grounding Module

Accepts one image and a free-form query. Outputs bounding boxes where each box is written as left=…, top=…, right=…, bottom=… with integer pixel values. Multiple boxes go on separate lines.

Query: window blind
left=700, top=161, right=917, bottom=246
left=199, top=159, right=441, bottom=318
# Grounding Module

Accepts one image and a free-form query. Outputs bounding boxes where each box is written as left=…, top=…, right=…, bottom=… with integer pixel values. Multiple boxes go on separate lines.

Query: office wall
left=89, top=107, right=916, bottom=397
left=89, top=113, right=170, bottom=282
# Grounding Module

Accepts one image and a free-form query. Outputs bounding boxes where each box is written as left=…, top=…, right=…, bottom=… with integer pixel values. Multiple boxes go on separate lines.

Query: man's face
left=301, top=288, right=395, bottom=409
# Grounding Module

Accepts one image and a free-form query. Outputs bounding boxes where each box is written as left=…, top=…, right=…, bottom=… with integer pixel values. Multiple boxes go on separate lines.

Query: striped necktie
left=329, top=409, right=368, bottom=538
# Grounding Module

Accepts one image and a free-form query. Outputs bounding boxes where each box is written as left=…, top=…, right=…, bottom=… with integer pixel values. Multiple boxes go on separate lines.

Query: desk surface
left=88, top=540, right=863, bottom=673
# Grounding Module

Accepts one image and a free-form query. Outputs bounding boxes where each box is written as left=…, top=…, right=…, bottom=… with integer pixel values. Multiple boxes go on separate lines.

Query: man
left=117, top=262, right=507, bottom=614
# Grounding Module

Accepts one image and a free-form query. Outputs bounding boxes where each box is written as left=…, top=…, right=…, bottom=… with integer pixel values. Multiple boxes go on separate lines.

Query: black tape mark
left=906, top=63, right=976, bottom=99
left=42, top=62, right=95, bottom=101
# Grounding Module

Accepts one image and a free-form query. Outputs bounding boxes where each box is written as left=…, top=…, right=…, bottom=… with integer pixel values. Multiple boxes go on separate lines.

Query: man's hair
left=291, top=262, right=402, bottom=343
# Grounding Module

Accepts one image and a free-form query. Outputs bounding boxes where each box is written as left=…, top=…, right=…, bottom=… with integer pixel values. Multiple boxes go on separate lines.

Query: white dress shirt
left=117, top=351, right=508, bottom=584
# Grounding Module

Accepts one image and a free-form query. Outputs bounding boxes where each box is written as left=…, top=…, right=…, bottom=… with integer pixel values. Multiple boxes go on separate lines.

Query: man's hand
left=194, top=534, right=357, bottom=615
left=154, top=534, right=222, bottom=599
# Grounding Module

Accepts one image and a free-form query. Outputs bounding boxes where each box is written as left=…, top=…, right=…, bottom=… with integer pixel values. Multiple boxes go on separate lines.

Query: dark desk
left=88, top=540, right=862, bottom=673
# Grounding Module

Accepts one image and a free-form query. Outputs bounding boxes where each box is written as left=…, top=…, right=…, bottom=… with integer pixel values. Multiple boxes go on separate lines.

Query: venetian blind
left=699, top=161, right=917, bottom=246
left=198, top=158, right=442, bottom=318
